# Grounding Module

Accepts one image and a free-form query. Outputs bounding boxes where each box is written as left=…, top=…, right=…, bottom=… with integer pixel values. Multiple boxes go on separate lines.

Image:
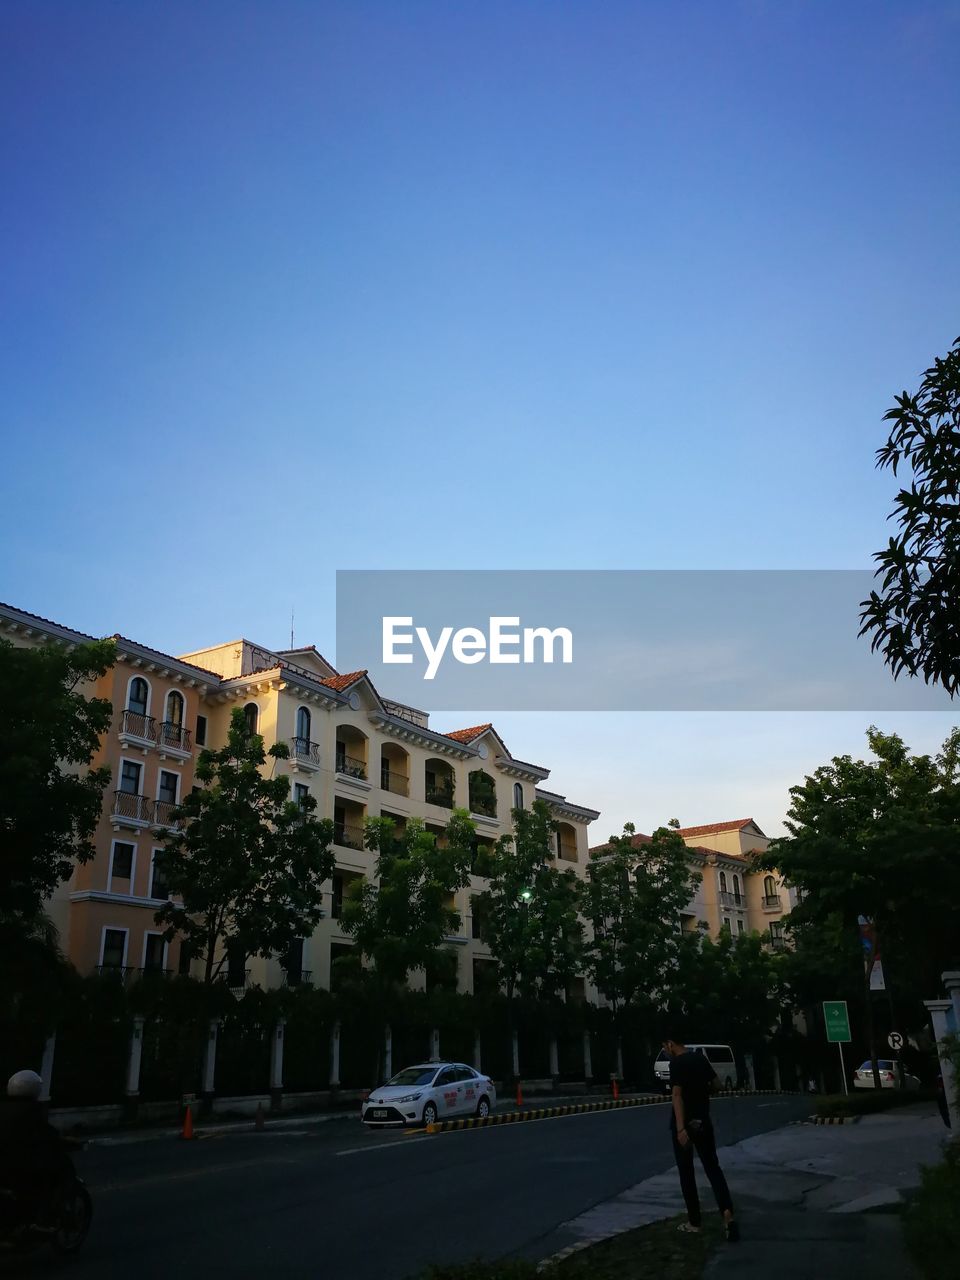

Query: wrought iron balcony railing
left=380, top=768, right=409, bottom=796
left=112, top=790, right=153, bottom=823
left=154, top=799, right=181, bottom=828
left=333, top=821, right=364, bottom=851
left=718, top=891, right=744, bottom=909
left=291, top=736, right=321, bottom=766
left=158, top=721, right=192, bottom=752
left=336, top=753, right=367, bottom=781
left=120, top=710, right=156, bottom=741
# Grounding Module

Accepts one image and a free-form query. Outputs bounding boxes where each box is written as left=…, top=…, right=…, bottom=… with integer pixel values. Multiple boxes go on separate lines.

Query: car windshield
left=858, top=1061, right=894, bottom=1071
left=656, top=1050, right=669, bottom=1062
left=388, top=1067, right=438, bottom=1087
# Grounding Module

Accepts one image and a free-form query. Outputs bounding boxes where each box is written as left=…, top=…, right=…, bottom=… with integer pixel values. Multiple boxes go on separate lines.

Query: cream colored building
left=1, top=602, right=599, bottom=995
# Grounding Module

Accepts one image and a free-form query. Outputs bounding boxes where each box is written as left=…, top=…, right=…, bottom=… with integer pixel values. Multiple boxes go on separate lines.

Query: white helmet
left=7, top=1070, right=43, bottom=1100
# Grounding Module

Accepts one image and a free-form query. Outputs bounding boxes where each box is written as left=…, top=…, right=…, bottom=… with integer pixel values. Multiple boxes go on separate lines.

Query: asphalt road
left=5, top=1094, right=810, bottom=1279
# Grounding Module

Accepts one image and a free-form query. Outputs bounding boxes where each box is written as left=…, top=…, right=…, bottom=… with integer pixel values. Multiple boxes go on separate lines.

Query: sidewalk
left=549, top=1105, right=949, bottom=1279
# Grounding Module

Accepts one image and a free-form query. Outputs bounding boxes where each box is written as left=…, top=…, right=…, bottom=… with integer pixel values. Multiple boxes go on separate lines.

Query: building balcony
left=112, top=790, right=154, bottom=829
left=282, top=970, right=313, bottom=988
left=157, top=720, right=192, bottom=759
left=425, top=785, right=455, bottom=809
left=119, top=710, right=156, bottom=750
left=336, top=753, right=367, bottom=782
left=96, top=964, right=134, bottom=983
left=290, top=736, right=321, bottom=772
left=763, top=894, right=782, bottom=911
left=718, top=891, right=744, bottom=910
left=380, top=768, right=409, bottom=797
left=333, top=820, right=365, bottom=851
left=154, top=799, right=181, bottom=829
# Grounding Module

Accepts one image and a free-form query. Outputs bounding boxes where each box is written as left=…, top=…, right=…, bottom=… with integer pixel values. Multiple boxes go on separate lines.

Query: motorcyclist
left=0, top=1070, right=73, bottom=1226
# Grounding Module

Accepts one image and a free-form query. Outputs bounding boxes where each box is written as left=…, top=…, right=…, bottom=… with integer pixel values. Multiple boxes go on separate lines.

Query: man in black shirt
left=663, top=1034, right=738, bottom=1241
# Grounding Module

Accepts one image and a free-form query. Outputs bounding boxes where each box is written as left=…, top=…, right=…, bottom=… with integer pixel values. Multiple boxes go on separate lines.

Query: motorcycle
left=0, top=1158, right=93, bottom=1255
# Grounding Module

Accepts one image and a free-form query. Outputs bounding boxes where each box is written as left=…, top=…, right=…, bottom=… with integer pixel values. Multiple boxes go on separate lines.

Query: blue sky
left=2, top=1, right=959, bottom=836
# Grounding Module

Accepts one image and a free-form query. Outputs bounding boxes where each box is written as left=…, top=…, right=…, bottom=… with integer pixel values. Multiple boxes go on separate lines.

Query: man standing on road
left=662, top=1032, right=739, bottom=1242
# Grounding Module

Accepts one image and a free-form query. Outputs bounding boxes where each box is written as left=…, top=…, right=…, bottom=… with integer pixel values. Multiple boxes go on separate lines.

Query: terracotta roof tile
left=318, top=669, right=367, bottom=692
left=677, top=819, right=758, bottom=839
left=444, top=723, right=494, bottom=744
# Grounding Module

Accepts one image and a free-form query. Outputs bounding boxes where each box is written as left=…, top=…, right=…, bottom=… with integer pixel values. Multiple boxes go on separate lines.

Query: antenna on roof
left=290, top=606, right=295, bottom=650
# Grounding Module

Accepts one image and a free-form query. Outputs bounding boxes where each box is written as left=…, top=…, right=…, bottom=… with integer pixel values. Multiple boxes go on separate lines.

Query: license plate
left=372, top=1109, right=388, bottom=1119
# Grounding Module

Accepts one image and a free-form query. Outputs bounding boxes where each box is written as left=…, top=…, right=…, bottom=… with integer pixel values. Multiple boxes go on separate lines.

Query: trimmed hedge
left=814, top=1088, right=937, bottom=1118
left=903, top=1142, right=960, bottom=1278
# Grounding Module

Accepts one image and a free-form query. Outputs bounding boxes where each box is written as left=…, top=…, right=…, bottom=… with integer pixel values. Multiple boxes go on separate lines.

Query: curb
left=425, top=1089, right=794, bottom=1135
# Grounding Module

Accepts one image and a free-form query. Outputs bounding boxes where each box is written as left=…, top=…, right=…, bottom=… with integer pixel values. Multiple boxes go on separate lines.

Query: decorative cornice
left=367, top=711, right=480, bottom=759
left=496, top=758, right=550, bottom=783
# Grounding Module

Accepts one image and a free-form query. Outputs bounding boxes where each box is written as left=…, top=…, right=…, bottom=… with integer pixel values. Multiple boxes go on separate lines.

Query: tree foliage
left=860, top=336, right=960, bottom=693
left=0, top=636, right=115, bottom=935
left=758, top=727, right=960, bottom=1007
left=477, top=800, right=584, bottom=1003
left=340, top=811, right=475, bottom=990
left=155, top=708, right=335, bottom=983
left=668, top=930, right=784, bottom=1054
left=583, top=821, right=701, bottom=1015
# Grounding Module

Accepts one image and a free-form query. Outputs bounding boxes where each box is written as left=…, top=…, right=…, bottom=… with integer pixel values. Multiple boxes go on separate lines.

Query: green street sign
left=823, top=1000, right=851, bottom=1044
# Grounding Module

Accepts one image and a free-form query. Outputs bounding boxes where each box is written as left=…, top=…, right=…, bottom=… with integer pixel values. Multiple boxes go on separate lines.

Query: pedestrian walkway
left=548, top=1105, right=948, bottom=1279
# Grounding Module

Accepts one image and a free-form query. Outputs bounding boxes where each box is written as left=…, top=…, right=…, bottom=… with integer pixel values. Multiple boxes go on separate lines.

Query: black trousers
left=670, top=1118, right=733, bottom=1227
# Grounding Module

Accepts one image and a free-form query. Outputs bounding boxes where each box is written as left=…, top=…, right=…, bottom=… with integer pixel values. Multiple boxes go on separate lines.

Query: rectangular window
left=110, top=842, right=135, bottom=885
left=119, top=760, right=141, bottom=795
left=294, top=783, right=309, bottom=809
left=143, top=933, right=166, bottom=971
left=722, top=916, right=731, bottom=931
left=158, top=770, right=178, bottom=805
left=178, top=942, right=192, bottom=976
left=284, top=938, right=304, bottom=984
left=470, top=895, right=484, bottom=940
left=195, top=714, right=207, bottom=746
left=150, top=850, right=169, bottom=900
left=736, top=919, right=745, bottom=935
left=226, top=939, right=246, bottom=988
left=101, top=928, right=126, bottom=970
left=331, top=874, right=344, bottom=919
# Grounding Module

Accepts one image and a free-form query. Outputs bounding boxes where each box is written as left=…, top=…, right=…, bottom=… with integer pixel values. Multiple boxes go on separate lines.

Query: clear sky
left=2, top=1, right=959, bottom=837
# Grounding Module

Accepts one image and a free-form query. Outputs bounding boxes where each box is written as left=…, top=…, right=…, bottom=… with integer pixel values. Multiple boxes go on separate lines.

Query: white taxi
left=361, top=1062, right=497, bottom=1127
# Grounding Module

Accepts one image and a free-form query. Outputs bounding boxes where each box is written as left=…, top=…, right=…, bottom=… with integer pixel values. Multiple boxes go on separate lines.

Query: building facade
left=1, top=602, right=600, bottom=995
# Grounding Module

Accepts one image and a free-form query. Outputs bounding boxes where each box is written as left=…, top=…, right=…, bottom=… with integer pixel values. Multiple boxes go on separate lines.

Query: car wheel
left=476, top=1096, right=491, bottom=1119
left=422, top=1101, right=438, bottom=1127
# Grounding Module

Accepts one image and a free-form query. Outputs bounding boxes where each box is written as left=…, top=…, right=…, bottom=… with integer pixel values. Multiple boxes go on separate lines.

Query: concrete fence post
left=270, top=1020, right=285, bottom=1110
left=925, top=999, right=960, bottom=1129
left=615, top=1037, right=624, bottom=1080
left=201, top=1018, right=221, bottom=1111
left=549, top=1035, right=559, bottom=1082
left=772, top=1057, right=782, bottom=1091
left=384, top=1025, right=393, bottom=1083
left=125, top=1016, right=145, bottom=1101
left=431, top=1028, right=440, bottom=1062
left=39, top=1032, right=56, bottom=1104
left=473, top=1031, right=482, bottom=1072
left=582, top=1031, right=593, bottom=1082
left=511, top=1029, right=520, bottom=1079
left=330, top=1020, right=341, bottom=1090
left=743, top=1053, right=756, bottom=1091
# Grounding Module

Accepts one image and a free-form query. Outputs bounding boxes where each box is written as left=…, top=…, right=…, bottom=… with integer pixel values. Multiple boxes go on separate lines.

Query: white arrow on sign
left=887, top=1032, right=903, bottom=1050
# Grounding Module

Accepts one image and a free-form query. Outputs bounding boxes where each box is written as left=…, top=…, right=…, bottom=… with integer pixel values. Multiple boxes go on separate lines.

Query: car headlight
left=394, top=1092, right=423, bottom=1104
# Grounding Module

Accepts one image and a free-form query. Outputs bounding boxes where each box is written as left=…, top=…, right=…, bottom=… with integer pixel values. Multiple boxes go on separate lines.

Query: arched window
left=128, top=677, right=149, bottom=716
left=243, top=703, right=259, bottom=735
left=296, top=706, right=311, bottom=743
left=719, top=871, right=728, bottom=895
left=165, top=690, right=184, bottom=727
left=513, top=782, right=524, bottom=810
left=733, top=874, right=742, bottom=904
left=764, top=875, right=777, bottom=901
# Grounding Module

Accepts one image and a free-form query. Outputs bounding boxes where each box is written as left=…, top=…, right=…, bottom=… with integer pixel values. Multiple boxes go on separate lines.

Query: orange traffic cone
left=516, top=1081, right=523, bottom=1108
left=180, top=1102, right=195, bottom=1141
left=255, top=1102, right=265, bottom=1132
left=612, top=1078, right=619, bottom=1101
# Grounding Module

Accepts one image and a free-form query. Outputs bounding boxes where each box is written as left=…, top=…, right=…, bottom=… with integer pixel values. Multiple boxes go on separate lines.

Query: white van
left=654, top=1044, right=737, bottom=1091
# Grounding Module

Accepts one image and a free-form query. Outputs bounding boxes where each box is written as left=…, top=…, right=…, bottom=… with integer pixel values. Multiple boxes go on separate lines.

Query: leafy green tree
left=860, top=336, right=960, bottom=692
left=0, top=636, right=115, bottom=938
left=584, top=821, right=701, bottom=1016
left=476, top=799, right=584, bottom=1004
left=340, top=811, right=475, bottom=989
left=155, top=707, right=335, bottom=983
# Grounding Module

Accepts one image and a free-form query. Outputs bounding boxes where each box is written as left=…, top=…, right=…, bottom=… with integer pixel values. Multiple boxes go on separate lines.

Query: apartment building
left=589, top=818, right=794, bottom=949
left=1, top=602, right=600, bottom=995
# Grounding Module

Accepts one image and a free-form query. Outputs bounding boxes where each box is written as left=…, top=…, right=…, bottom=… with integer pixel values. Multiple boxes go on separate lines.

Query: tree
left=155, top=708, right=335, bottom=983
left=583, top=821, right=702, bottom=1017
left=340, top=811, right=475, bottom=990
left=860, top=336, right=960, bottom=693
left=476, top=800, right=584, bottom=1005
left=0, top=636, right=115, bottom=938
left=757, top=727, right=960, bottom=1076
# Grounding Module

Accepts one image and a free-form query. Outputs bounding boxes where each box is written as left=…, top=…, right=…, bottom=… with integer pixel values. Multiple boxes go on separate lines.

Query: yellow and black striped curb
left=425, top=1089, right=794, bottom=1134
left=810, top=1113, right=863, bottom=1125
